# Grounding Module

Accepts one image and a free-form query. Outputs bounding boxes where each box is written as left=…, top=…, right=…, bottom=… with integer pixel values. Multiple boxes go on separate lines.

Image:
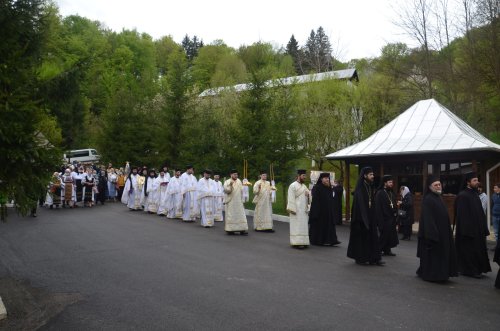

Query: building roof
left=199, top=68, right=358, bottom=97
left=326, top=98, right=500, bottom=160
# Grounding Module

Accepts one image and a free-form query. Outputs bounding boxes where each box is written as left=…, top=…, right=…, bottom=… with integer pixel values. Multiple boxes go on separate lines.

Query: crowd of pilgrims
left=44, top=163, right=500, bottom=288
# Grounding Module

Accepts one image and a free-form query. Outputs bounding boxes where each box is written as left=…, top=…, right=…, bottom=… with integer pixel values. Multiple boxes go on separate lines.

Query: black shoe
left=226, top=231, right=235, bottom=235
left=383, top=251, right=396, bottom=256
left=240, top=231, right=248, bottom=236
left=331, top=241, right=342, bottom=246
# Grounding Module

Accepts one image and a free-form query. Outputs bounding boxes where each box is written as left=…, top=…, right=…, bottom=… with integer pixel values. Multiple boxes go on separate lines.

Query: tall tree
left=0, top=0, right=62, bottom=219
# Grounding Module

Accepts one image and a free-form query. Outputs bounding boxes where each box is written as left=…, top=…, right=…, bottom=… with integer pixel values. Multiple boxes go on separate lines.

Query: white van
left=64, top=149, right=101, bottom=164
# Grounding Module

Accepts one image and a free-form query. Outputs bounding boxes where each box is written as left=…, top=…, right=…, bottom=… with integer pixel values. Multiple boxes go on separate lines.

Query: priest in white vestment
left=144, top=170, right=160, bottom=213
left=197, top=169, right=215, bottom=227
left=213, top=173, right=224, bottom=222
left=252, top=170, right=274, bottom=232
left=121, top=167, right=144, bottom=210
left=156, top=170, right=170, bottom=215
left=180, top=165, right=199, bottom=221
left=286, top=169, right=311, bottom=247
left=223, top=169, right=249, bottom=235
left=166, top=169, right=183, bottom=219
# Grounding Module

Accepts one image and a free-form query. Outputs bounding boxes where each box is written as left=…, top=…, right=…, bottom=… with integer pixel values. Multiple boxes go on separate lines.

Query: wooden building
left=326, top=99, right=500, bottom=227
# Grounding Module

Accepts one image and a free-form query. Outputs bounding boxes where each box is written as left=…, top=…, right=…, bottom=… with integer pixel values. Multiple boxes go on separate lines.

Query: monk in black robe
left=309, top=173, right=341, bottom=246
left=454, top=172, right=491, bottom=278
left=332, top=179, right=343, bottom=225
left=347, top=167, right=384, bottom=265
left=417, top=175, right=458, bottom=282
left=375, top=175, right=399, bottom=256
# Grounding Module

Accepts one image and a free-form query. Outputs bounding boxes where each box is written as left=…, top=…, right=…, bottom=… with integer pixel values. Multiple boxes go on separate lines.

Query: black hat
left=186, top=165, right=194, bottom=170
left=297, top=169, right=306, bottom=175
left=382, top=175, right=393, bottom=183
left=203, top=169, right=212, bottom=174
left=260, top=170, right=267, bottom=175
left=229, top=169, right=238, bottom=174
left=319, top=172, right=330, bottom=179
left=464, top=172, right=477, bottom=182
left=360, top=167, right=373, bottom=176
left=426, top=174, right=441, bottom=187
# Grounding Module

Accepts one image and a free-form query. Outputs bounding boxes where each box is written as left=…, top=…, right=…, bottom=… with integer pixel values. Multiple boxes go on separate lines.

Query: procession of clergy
left=120, top=164, right=499, bottom=287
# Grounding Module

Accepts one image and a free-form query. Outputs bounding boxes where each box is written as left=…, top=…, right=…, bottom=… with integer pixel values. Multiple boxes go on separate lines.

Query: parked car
left=63, top=149, right=101, bottom=164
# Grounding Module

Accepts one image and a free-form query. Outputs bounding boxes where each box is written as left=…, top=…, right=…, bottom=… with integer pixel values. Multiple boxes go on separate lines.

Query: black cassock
left=309, top=184, right=338, bottom=245
left=347, top=181, right=381, bottom=263
left=375, top=188, right=399, bottom=252
left=332, top=185, right=343, bottom=225
left=417, top=192, right=458, bottom=281
left=455, top=188, right=491, bottom=276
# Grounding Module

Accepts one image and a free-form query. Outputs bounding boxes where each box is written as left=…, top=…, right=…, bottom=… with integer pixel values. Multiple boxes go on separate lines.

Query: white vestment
left=156, top=175, right=170, bottom=215
left=286, top=181, right=310, bottom=246
left=223, top=178, right=248, bottom=232
left=166, top=176, right=183, bottom=218
left=197, top=178, right=215, bottom=227
left=121, top=174, right=144, bottom=210
left=213, top=180, right=224, bottom=222
left=180, top=172, right=199, bottom=221
left=144, top=176, right=160, bottom=213
left=253, top=180, right=274, bottom=230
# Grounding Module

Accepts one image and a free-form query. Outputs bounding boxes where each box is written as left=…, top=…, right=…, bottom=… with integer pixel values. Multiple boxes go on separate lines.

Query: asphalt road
left=0, top=203, right=499, bottom=330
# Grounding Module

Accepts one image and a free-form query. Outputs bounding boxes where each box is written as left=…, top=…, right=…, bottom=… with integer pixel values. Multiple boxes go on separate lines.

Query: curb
left=245, top=209, right=290, bottom=223
left=0, top=295, right=6, bottom=321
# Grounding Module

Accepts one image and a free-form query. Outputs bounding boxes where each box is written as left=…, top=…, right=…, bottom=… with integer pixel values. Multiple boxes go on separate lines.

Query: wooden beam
left=345, top=160, right=350, bottom=222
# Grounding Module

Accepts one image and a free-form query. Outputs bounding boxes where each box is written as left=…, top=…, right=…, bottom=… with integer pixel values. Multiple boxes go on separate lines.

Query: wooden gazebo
left=326, top=99, right=500, bottom=226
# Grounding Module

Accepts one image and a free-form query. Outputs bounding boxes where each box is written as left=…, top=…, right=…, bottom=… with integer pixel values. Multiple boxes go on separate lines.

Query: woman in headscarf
left=398, top=186, right=414, bottom=240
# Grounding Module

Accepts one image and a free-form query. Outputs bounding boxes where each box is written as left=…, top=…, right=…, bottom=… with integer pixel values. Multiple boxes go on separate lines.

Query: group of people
left=43, top=161, right=499, bottom=288
left=348, top=167, right=499, bottom=288
left=44, top=163, right=127, bottom=209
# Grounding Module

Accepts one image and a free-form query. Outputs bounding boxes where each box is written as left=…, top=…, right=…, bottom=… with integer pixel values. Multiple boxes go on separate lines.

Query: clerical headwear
left=229, top=169, right=238, bottom=175
left=319, top=172, right=330, bottom=179
left=424, top=175, right=441, bottom=194
left=464, top=171, right=478, bottom=182
left=360, top=167, right=373, bottom=176
left=203, top=169, right=212, bottom=175
left=382, top=175, right=393, bottom=183
left=297, top=169, right=306, bottom=175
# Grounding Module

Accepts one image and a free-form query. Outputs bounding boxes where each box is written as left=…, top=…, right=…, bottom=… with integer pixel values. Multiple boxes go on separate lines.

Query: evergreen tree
left=0, top=0, right=62, bottom=219
left=285, top=34, right=303, bottom=74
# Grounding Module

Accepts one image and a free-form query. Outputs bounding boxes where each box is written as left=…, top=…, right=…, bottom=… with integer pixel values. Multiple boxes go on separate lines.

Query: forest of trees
left=1, top=0, right=499, bottom=215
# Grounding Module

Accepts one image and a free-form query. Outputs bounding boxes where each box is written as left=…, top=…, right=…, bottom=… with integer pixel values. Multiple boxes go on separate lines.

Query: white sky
left=55, top=0, right=416, bottom=61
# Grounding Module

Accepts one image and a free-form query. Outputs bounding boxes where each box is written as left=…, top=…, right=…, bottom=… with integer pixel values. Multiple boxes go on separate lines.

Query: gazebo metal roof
left=326, top=98, right=500, bottom=160
left=199, top=69, right=358, bottom=97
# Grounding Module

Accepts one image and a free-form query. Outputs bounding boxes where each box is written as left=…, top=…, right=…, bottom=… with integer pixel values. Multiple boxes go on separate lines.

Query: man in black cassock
left=332, top=179, right=343, bottom=225
left=309, top=173, right=341, bottom=246
left=417, top=175, right=458, bottom=282
left=494, top=240, right=500, bottom=289
left=375, top=175, right=399, bottom=256
left=347, top=167, right=384, bottom=265
left=454, top=172, right=491, bottom=278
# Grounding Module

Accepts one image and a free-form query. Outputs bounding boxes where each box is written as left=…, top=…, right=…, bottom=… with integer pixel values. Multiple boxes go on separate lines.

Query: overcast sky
left=55, top=0, right=417, bottom=61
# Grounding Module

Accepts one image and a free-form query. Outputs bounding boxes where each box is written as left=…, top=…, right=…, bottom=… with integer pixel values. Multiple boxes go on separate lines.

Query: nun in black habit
left=454, top=172, right=491, bottom=278
left=417, top=175, right=458, bottom=282
left=309, top=173, right=341, bottom=246
left=347, top=167, right=384, bottom=265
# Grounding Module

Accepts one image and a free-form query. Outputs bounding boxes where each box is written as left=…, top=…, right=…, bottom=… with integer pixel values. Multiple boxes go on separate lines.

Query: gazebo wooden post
left=345, top=160, right=350, bottom=222
left=423, top=160, right=428, bottom=192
